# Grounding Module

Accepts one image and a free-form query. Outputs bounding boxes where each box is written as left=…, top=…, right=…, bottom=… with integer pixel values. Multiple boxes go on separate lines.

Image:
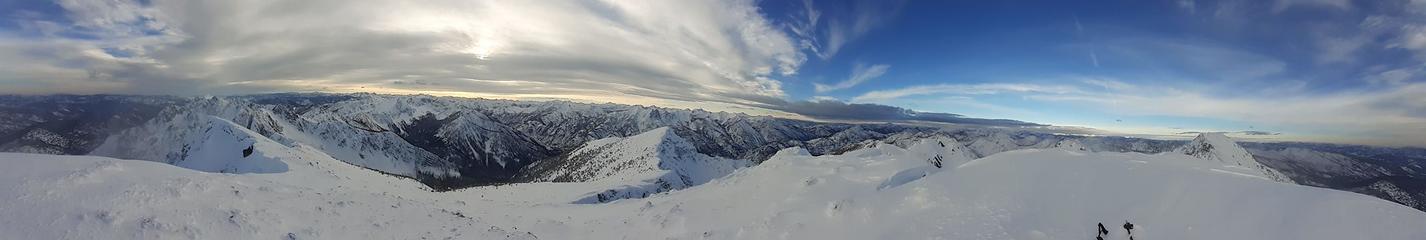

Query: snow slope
left=502, top=145, right=1423, bottom=239
left=520, top=127, right=752, bottom=203
left=92, top=114, right=287, bottom=174
left=440, top=136, right=1426, bottom=239
left=0, top=134, right=534, bottom=239
left=3, top=127, right=1424, bottom=239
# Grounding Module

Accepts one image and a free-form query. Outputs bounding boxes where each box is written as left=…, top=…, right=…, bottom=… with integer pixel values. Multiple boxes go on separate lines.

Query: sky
left=0, top=0, right=1424, bottom=147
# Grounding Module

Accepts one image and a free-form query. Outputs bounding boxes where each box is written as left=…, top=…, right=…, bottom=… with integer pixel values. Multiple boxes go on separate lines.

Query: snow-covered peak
left=903, top=136, right=977, bottom=169
left=876, top=136, right=979, bottom=190
left=520, top=127, right=750, bottom=203
left=527, top=127, right=704, bottom=182
left=91, top=113, right=288, bottom=174
left=1054, top=138, right=1089, bottom=151
left=1178, top=133, right=1254, bottom=165
left=1177, top=133, right=1291, bottom=183
left=172, top=116, right=290, bottom=174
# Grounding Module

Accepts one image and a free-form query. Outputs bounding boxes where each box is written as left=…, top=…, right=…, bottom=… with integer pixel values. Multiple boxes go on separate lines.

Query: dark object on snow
left=242, top=145, right=254, bottom=157
left=1095, top=222, right=1110, bottom=240
left=1124, top=221, right=1135, bottom=239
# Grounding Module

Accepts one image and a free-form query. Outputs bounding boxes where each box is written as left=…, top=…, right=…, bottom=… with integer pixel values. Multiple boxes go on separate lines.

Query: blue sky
left=1, top=0, right=1424, bottom=146
left=759, top=0, right=1426, bottom=145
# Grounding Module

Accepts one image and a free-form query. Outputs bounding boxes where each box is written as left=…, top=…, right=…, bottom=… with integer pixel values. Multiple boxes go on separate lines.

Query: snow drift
left=1, top=129, right=1423, bottom=239
left=91, top=114, right=287, bottom=174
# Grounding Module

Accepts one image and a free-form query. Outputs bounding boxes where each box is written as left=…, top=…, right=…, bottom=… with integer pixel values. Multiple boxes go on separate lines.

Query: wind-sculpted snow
left=539, top=142, right=1425, bottom=239
left=878, top=136, right=976, bottom=190
left=0, top=150, right=537, bottom=239
left=519, top=127, right=752, bottom=203
left=3, top=129, right=1426, bottom=239
left=92, top=115, right=287, bottom=174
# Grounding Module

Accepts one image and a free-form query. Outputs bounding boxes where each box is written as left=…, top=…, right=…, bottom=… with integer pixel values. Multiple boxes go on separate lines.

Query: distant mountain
left=0, top=95, right=177, bottom=155
left=5, top=130, right=1425, bottom=239
left=3, top=93, right=1426, bottom=212
left=0, top=94, right=920, bottom=189
left=1176, top=133, right=1292, bottom=183
left=1244, top=142, right=1426, bottom=212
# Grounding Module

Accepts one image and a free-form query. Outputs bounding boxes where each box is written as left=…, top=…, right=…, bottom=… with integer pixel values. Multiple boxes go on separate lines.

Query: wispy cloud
left=1271, top=0, right=1351, bottom=13
left=851, top=83, right=1081, bottom=103
left=788, top=0, right=906, bottom=60
left=1176, top=0, right=1197, bottom=14
left=814, top=63, right=889, bottom=93
left=0, top=0, right=805, bottom=107
left=1080, top=77, right=1134, bottom=91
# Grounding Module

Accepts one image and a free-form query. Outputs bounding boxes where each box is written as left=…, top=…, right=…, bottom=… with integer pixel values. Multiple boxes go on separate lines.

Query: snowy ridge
left=1176, top=133, right=1292, bottom=183
left=521, top=127, right=751, bottom=203
left=498, top=144, right=1426, bottom=239
left=255, top=94, right=884, bottom=188
left=91, top=113, right=287, bottom=174
left=3, top=133, right=1426, bottom=238
left=6, top=94, right=916, bottom=189
left=0, top=146, right=534, bottom=239
left=9, top=94, right=1426, bottom=212
left=1054, top=138, right=1089, bottom=151
left=879, top=136, right=977, bottom=190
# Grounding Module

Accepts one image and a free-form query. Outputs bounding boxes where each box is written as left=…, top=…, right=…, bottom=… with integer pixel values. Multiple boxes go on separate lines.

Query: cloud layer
left=1, top=0, right=806, bottom=107
left=855, top=78, right=1426, bottom=146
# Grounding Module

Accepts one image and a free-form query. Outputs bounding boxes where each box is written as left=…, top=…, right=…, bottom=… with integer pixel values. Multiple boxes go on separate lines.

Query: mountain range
left=2, top=93, right=1424, bottom=211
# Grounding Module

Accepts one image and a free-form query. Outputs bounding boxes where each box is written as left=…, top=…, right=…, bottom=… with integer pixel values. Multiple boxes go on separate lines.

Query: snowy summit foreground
left=0, top=127, right=1423, bottom=239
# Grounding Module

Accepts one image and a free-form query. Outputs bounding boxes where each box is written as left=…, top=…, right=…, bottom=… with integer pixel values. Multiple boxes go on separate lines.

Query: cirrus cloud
left=813, top=63, right=888, bottom=93
left=0, top=0, right=806, bottom=107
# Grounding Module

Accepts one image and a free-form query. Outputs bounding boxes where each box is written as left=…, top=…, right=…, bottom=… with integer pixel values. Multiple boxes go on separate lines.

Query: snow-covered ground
left=2, top=127, right=1423, bottom=239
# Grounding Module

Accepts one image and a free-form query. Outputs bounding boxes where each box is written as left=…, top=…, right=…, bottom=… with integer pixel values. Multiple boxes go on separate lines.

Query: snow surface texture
left=4, top=131, right=1425, bottom=239
left=0, top=122, right=538, bottom=239
left=92, top=114, right=287, bottom=174
left=521, top=127, right=752, bottom=203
